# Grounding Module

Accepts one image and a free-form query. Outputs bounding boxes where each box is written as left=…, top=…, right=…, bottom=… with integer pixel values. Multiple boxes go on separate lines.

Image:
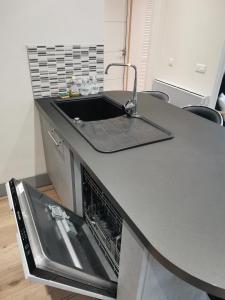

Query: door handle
left=47, top=130, right=60, bottom=147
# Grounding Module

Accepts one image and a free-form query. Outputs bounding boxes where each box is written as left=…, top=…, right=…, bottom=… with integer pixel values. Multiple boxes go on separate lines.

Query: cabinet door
left=117, top=223, right=209, bottom=300
left=40, top=115, right=74, bottom=210
left=140, top=253, right=210, bottom=300
left=6, top=179, right=117, bottom=300
left=117, top=222, right=149, bottom=300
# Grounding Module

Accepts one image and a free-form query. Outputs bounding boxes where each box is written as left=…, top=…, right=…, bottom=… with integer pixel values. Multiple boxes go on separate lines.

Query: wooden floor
left=0, top=185, right=95, bottom=300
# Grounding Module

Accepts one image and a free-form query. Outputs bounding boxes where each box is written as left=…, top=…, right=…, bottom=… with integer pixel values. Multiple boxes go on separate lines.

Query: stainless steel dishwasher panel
left=6, top=179, right=117, bottom=300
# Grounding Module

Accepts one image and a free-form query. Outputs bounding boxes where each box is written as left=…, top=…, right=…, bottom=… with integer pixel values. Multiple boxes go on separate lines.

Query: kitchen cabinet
left=5, top=174, right=211, bottom=300
left=6, top=163, right=150, bottom=300
left=140, top=255, right=209, bottom=300
left=117, top=223, right=209, bottom=300
left=6, top=149, right=211, bottom=300
left=27, top=91, right=225, bottom=299
left=40, top=115, right=74, bottom=210
left=7, top=172, right=210, bottom=300
left=116, top=222, right=148, bottom=300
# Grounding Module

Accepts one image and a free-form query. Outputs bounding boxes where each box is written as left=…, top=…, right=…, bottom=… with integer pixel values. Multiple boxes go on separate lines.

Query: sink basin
left=52, top=95, right=173, bottom=153
left=53, top=96, right=125, bottom=121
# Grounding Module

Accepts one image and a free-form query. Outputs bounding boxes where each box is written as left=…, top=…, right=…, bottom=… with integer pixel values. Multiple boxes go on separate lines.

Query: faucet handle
left=123, top=100, right=135, bottom=115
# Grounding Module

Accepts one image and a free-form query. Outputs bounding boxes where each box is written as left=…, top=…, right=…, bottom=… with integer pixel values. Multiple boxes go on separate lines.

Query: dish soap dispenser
left=89, top=75, right=99, bottom=95
left=80, top=76, right=91, bottom=96
left=69, top=75, right=80, bottom=97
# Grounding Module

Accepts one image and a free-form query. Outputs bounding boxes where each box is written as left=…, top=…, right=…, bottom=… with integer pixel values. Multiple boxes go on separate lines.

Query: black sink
left=52, top=94, right=173, bottom=153
left=53, top=96, right=125, bottom=122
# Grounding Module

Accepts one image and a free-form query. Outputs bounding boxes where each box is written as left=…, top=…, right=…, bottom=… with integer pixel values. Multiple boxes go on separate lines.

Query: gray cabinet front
left=40, top=115, right=74, bottom=210
left=117, top=223, right=210, bottom=300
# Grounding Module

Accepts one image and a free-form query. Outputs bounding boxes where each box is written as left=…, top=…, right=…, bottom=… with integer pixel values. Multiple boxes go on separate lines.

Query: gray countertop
left=36, top=91, right=225, bottom=298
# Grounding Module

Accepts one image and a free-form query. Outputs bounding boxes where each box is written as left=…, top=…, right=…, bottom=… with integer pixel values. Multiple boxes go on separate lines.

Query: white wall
left=0, top=0, right=103, bottom=184
left=104, top=0, right=127, bottom=90
left=146, top=0, right=225, bottom=99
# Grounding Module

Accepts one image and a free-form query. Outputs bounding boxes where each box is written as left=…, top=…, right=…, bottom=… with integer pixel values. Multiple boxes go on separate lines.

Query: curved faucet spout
left=105, top=63, right=138, bottom=116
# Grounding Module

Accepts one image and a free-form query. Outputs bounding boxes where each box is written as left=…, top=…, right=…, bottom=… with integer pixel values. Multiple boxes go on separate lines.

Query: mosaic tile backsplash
left=27, top=45, right=104, bottom=99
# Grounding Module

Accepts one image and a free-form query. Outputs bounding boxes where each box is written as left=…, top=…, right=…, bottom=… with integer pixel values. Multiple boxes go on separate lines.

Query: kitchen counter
left=36, top=91, right=225, bottom=298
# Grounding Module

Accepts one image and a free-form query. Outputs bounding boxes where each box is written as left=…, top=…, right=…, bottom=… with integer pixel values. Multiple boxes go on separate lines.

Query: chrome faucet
left=105, top=63, right=138, bottom=116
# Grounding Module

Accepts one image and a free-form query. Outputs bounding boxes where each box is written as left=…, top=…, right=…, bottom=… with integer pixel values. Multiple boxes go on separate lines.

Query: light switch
left=196, top=63, right=207, bottom=74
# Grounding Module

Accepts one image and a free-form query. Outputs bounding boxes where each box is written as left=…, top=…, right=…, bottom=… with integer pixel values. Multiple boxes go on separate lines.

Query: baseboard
left=0, top=184, right=7, bottom=197
left=0, top=173, right=51, bottom=197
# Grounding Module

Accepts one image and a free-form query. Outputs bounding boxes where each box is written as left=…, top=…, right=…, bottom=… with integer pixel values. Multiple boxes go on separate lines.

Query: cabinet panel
left=117, top=222, right=148, bottom=300
left=73, top=152, right=83, bottom=216
left=118, top=224, right=210, bottom=300
left=40, top=115, right=74, bottom=210
left=141, top=253, right=210, bottom=300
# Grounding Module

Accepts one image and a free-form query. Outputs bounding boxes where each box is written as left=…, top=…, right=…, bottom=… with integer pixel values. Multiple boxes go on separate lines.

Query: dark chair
left=142, top=91, right=170, bottom=102
left=183, top=105, right=223, bottom=126
left=216, top=72, right=225, bottom=111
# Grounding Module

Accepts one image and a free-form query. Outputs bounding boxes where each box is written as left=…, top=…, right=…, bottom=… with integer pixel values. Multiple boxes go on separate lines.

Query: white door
left=104, top=0, right=127, bottom=91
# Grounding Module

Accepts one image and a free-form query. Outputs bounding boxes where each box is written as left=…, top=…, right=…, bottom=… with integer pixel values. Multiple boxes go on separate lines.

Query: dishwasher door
left=6, top=179, right=117, bottom=300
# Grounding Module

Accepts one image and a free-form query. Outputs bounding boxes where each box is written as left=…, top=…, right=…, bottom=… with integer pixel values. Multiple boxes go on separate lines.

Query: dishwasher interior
left=82, top=166, right=122, bottom=276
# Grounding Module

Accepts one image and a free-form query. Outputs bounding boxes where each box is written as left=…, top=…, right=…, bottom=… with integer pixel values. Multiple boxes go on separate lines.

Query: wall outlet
left=196, top=63, right=207, bottom=74
left=168, top=57, right=174, bottom=67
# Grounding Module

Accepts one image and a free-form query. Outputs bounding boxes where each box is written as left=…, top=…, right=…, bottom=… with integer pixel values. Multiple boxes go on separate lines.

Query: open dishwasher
left=6, top=165, right=122, bottom=300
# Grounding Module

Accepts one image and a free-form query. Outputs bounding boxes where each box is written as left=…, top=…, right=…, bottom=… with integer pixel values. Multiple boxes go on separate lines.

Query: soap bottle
left=80, top=76, right=91, bottom=96
left=69, top=75, right=80, bottom=97
left=89, top=75, right=99, bottom=95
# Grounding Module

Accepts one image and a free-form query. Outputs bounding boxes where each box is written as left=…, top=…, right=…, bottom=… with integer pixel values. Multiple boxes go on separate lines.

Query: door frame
left=209, top=41, right=225, bottom=108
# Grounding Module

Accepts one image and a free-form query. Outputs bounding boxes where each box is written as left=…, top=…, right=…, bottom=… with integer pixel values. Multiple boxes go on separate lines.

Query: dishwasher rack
left=82, top=167, right=122, bottom=276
